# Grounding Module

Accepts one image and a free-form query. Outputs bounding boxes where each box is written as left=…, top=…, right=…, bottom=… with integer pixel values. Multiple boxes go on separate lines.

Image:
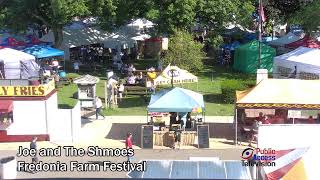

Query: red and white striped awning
left=0, top=100, right=13, bottom=113
left=262, top=144, right=320, bottom=180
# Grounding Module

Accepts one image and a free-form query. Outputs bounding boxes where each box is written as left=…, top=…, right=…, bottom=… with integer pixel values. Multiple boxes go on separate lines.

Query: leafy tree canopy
left=0, top=0, right=90, bottom=47
left=289, top=0, right=320, bottom=33
left=162, top=30, right=205, bottom=72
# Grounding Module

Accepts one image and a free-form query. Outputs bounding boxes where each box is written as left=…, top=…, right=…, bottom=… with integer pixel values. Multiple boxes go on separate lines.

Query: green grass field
left=57, top=59, right=255, bottom=115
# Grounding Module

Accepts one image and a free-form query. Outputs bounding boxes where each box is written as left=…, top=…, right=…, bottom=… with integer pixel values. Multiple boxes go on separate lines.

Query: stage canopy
left=268, top=32, right=300, bottom=47
left=285, top=36, right=320, bottom=49
left=147, top=87, right=204, bottom=112
left=22, top=45, right=64, bottom=59
left=233, top=40, right=276, bottom=73
left=0, top=48, right=39, bottom=79
left=273, top=47, right=320, bottom=79
left=154, top=65, right=198, bottom=86
left=236, top=79, right=320, bottom=109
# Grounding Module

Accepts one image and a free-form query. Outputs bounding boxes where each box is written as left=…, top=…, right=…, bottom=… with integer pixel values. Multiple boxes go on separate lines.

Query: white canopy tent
left=126, top=18, right=154, bottom=29
left=41, top=25, right=147, bottom=60
left=0, top=48, right=39, bottom=79
left=273, top=47, right=320, bottom=79
left=154, top=65, right=198, bottom=86
left=268, top=32, right=300, bottom=47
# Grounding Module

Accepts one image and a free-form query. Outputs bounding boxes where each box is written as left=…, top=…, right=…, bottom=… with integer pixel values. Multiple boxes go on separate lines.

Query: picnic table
left=124, top=85, right=149, bottom=96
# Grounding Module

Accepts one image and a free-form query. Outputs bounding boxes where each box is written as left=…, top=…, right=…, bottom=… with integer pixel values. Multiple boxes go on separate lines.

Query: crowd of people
left=39, top=59, right=63, bottom=84
left=72, top=44, right=106, bottom=65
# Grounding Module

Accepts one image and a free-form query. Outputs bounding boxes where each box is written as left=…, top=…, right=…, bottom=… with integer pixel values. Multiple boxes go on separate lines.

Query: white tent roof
left=131, top=34, right=151, bottom=41
left=236, top=79, right=320, bottom=106
left=268, top=32, right=300, bottom=46
left=127, top=18, right=154, bottom=28
left=41, top=26, right=139, bottom=49
left=154, top=65, right=198, bottom=86
left=0, top=48, right=35, bottom=63
left=274, top=47, right=320, bottom=68
left=40, top=26, right=139, bottom=59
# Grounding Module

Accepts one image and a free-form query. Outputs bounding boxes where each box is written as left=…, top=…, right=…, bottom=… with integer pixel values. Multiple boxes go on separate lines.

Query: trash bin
left=0, top=156, right=17, bottom=179
left=106, top=70, right=114, bottom=79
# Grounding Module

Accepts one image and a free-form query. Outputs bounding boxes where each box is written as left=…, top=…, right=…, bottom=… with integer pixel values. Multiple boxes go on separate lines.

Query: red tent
left=285, top=36, right=320, bottom=49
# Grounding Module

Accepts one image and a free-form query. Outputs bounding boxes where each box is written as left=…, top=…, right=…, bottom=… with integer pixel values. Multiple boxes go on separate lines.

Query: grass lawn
left=57, top=59, right=255, bottom=116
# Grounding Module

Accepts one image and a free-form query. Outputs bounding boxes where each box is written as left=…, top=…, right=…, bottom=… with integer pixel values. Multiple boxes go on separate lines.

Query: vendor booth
left=22, top=45, right=65, bottom=72
left=73, top=75, right=99, bottom=108
left=147, top=87, right=205, bottom=147
left=233, top=40, right=276, bottom=73
left=234, top=79, right=320, bottom=145
left=153, top=65, right=198, bottom=86
left=273, top=47, right=320, bottom=79
left=0, top=79, right=81, bottom=142
left=0, top=48, right=40, bottom=79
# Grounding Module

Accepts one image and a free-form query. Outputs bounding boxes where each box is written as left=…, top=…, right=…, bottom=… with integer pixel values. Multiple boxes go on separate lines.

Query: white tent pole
left=235, top=108, right=238, bottom=146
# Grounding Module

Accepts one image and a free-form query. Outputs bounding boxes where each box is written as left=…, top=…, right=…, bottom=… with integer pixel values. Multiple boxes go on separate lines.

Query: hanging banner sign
left=0, top=80, right=55, bottom=96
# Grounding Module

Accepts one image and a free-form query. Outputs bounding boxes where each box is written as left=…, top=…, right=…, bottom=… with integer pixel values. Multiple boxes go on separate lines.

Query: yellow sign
left=0, top=80, right=55, bottom=97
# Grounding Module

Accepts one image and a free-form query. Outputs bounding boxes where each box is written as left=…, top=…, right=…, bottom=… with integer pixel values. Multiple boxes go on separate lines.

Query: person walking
left=173, top=128, right=181, bottom=149
left=125, top=133, right=133, bottom=161
left=30, top=136, right=38, bottom=173
left=73, top=61, right=80, bottom=73
left=95, top=96, right=105, bottom=120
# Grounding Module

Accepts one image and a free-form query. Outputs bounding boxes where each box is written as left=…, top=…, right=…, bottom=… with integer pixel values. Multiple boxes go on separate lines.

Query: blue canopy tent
left=147, top=87, right=205, bottom=123
left=22, top=45, right=64, bottom=59
left=22, top=45, right=65, bottom=72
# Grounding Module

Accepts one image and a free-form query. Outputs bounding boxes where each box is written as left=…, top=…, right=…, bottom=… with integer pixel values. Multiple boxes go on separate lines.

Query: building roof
left=236, top=79, right=320, bottom=109
left=73, top=75, right=99, bottom=84
left=127, top=160, right=251, bottom=179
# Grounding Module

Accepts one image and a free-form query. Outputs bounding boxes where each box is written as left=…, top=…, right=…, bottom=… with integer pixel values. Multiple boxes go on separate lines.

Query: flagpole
left=258, top=0, right=262, bottom=69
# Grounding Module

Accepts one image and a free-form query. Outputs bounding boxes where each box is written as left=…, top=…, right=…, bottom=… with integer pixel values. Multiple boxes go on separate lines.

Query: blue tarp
left=147, top=87, right=205, bottom=112
left=221, top=41, right=241, bottom=50
left=22, top=45, right=64, bottom=59
left=263, top=36, right=278, bottom=43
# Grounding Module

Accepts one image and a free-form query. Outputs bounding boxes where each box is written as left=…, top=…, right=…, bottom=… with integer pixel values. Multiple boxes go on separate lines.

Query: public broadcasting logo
left=241, top=148, right=276, bottom=167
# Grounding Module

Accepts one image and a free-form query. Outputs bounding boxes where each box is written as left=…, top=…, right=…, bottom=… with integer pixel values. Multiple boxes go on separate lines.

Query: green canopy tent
left=233, top=40, right=276, bottom=73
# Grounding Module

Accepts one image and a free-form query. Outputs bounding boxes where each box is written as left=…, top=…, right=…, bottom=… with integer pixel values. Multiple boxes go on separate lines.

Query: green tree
left=196, top=0, right=255, bottom=32
left=86, top=0, right=116, bottom=30
left=0, top=0, right=90, bottom=48
left=290, top=0, right=320, bottom=33
left=156, top=0, right=197, bottom=34
left=162, top=30, right=205, bottom=72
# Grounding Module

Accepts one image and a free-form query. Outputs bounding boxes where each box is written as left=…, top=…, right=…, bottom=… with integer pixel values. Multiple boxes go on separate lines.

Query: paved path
left=0, top=116, right=239, bottom=151
left=1, top=148, right=243, bottom=179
